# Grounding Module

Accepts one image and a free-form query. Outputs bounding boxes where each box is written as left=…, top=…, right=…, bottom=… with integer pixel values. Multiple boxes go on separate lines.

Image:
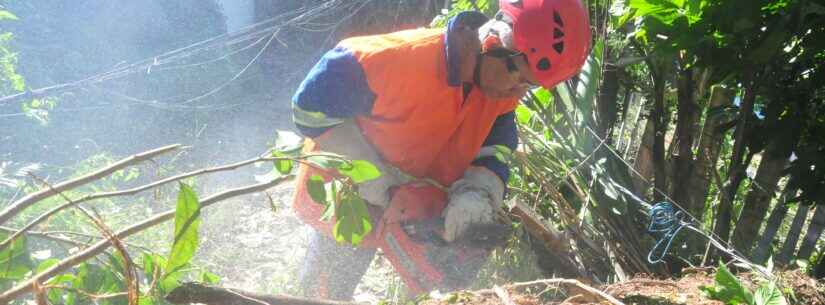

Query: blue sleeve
left=291, top=46, right=376, bottom=137
left=445, top=11, right=489, bottom=86
left=472, top=111, right=518, bottom=184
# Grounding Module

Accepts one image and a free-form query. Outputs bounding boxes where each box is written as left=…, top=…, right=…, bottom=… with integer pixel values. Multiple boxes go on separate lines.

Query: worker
left=289, top=0, right=590, bottom=300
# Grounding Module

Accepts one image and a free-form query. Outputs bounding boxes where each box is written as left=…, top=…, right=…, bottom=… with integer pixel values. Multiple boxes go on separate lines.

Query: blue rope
left=647, top=202, right=687, bottom=264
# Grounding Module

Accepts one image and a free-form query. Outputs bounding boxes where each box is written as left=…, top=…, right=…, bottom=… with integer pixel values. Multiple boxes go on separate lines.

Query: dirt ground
left=189, top=173, right=823, bottom=305
left=417, top=268, right=824, bottom=305
left=195, top=181, right=406, bottom=302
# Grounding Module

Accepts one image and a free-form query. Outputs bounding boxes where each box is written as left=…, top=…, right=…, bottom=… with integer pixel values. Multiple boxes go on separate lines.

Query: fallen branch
left=492, top=285, right=517, bottom=305
left=509, top=200, right=595, bottom=282
left=165, top=282, right=358, bottom=305
left=0, top=175, right=292, bottom=303
left=0, top=151, right=282, bottom=251
left=0, top=144, right=181, bottom=225
left=26, top=173, right=139, bottom=305
left=0, top=226, right=90, bottom=248
left=479, top=278, right=625, bottom=305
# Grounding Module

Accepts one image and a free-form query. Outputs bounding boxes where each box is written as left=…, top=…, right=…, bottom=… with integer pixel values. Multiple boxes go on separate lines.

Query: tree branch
left=0, top=175, right=292, bottom=303
left=165, top=282, right=357, bottom=305
left=0, top=144, right=181, bottom=225
left=0, top=152, right=281, bottom=251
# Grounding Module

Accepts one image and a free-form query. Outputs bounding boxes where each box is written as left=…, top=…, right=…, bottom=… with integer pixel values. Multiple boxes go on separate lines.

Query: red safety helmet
left=499, top=0, right=591, bottom=88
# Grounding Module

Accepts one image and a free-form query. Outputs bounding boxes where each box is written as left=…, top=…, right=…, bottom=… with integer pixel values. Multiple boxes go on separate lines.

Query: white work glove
left=356, top=162, right=409, bottom=208
left=442, top=167, right=505, bottom=243
left=314, top=120, right=409, bottom=208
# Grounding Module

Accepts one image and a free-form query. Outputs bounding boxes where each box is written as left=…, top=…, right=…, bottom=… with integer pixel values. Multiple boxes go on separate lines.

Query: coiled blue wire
left=647, top=202, right=687, bottom=264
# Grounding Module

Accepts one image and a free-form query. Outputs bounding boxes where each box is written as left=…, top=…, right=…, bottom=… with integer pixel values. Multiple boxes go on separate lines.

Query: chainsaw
left=373, top=184, right=512, bottom=294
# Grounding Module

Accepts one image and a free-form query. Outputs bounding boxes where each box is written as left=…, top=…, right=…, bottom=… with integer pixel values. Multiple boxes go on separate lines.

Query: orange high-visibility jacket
left=290, top=12, right=519, bottom=242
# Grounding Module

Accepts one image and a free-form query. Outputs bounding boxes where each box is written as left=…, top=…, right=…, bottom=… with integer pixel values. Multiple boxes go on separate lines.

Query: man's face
left=477, top=48, right=541, bottom=100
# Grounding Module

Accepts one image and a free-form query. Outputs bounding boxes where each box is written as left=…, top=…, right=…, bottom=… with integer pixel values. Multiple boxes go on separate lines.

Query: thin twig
left=27, top=174, right=140, bottom=305
left=0, top=226, right=88, bottom=248
left=0, top=144, right=181, bottom=225
left=0, top=153, right=302, bottom=251
left=480, top=278, right=625, bottom=305
left=40, top=284, right=128, bottom=300
left=0, top=175, right=292, bottom=302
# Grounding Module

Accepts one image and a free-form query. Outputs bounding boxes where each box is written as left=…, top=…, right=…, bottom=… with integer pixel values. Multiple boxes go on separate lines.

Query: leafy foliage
left=165, top=183, right=201, bottom=284
left=0, top=9, right=24, bottom=96
left=700, top=264, right=787, bottom=305
left=302, top=153, right=380, bottom=246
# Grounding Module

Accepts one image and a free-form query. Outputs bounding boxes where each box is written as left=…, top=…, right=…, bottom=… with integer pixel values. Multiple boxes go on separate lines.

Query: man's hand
left=442, top=167, right=505, bottom=243
left=313, top=120, right=408, bottom=207
left=357, top=163, right=409, bottom=208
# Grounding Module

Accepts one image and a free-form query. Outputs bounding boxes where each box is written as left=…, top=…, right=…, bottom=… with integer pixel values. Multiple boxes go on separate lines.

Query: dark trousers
left=298, top=230, right=376, bottom=301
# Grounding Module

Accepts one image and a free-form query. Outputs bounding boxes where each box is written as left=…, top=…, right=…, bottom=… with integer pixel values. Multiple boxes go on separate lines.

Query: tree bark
left=633, top=119, right=655, bottom=194
left=596, top=51, right=620, bottom=138
left=731, top=96, right=800, bottom=255
left=776, top=204, right=810, bottom=265
left=687, top=86, right=734, bottom=216
left=796, top=204, right=825, bottom=261
left=712, top=78, right=757, bottom=260
left=671, top=68, right=700, bottom=215
left=652, top=79, right=668, bottom=202
left=815, top=249, right=825, bottom=279
left=752, top=185, right=797, bottom=264
left=166, top=282, right=357, bottom=305
left=731, top=145, right=791, bottom=255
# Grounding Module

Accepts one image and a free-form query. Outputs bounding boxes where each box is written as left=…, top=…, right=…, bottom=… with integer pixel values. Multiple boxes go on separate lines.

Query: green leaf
left=332, top=194, right=373, bottom=246
left=271, top=151, right=294, bottom=175
left=320, top=200, right=336, bottom=221
left=700, top=264, right=754, bottom=304
left=754, top=282, right=787, bottom=305
left=307, top=174, right=327, bottom=205
left=337, top=160, right=382, bottom=183
left=306, top=154, right=345, bottom=170
left=35, top=258, right=60, bottom=274
left=142, top=253, right=166, bottom=287
left=515, top=105, right=533, bottom=125
left=492, top=145, right=513, bottom=163
left=199, top=270, right=221, bottom=284
left=166, top=183, right=201, bottom=277
left=161, top=270, right=183, bottom=292
left=0, top=11, right=18, bottom=21
left=0, top=234, right=31, bottom=280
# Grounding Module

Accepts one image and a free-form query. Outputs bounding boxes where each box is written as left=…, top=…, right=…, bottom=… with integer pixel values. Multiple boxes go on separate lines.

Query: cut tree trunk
left=166, top=282, right=356, bottom=305
left=752, top=185, right=797, bottom=264
left=796, top=204, right=825, bottom=261
left=777, top=204, right=810, bottom=266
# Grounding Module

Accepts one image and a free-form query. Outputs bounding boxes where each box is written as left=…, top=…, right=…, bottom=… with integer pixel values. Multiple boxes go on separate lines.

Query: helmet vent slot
left=537, top=58, right=551, bottom=71
left=554, top=28, right=565, bottom=39
left=553, top=42, right=564, bottom=53
left=553, top=10, right=564, bottom=27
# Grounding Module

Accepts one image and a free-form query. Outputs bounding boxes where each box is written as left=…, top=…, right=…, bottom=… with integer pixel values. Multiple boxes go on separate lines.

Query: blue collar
left=445, top=11, right=489, bottom=87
